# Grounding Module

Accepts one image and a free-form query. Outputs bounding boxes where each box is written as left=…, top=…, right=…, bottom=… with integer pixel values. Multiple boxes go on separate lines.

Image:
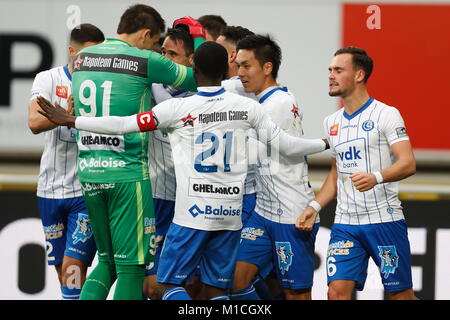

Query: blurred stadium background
left=0, top=0, right=449, bottom=300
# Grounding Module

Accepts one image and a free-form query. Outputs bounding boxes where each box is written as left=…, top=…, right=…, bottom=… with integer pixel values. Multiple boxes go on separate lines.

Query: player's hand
left=36, top=96, right=76, bottom=128
left=295, top=206, right=318, bottom=232
left=350, top=172, right=377, bottom=192
left=173, top=16, right=206, bottom=39
left=66, top=94, right=75, bottom=115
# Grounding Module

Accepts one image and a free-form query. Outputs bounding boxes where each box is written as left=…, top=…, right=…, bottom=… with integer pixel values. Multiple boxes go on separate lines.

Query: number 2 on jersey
left=78, top=80, right=112, bottom=116
left=194, top=131, right=233, bottom=173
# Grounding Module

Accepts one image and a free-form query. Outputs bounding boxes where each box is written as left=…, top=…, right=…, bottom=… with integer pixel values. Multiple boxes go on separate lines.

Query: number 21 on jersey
left=194, top=131, right=233, bottom=173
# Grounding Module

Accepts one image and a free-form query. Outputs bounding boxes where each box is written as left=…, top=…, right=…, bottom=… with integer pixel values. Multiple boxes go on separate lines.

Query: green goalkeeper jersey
left=72, top=38, right=197, bottom=183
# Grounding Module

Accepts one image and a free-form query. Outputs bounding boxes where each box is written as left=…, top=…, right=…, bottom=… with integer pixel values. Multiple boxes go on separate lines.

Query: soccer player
left=230, top=34, right=319, bottom=300
left=28, top=23, right=104, bottom=300
left=36, top=41, right=329, bottom=300
left=197, top=14, right=227, bottom=41
left=66, top=5, right=202, bottom=300
left=217, top=28, right=279, bottom=299
left=143, top=26, right=196, bottom=300
left=296, top=46, right=417, bottom=300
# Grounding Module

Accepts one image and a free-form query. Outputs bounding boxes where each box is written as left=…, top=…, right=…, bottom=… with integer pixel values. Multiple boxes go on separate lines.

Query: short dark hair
left=220, top=26, right=254, bottom=46
left=197, top=15, right=227, bottom=40
left=70, top=24, right=105, bottom=44
left=334, top=46, right=373, bottom=83
left=194, top=41, right=228, bottom=81
left=166, top=28, right=194, bottom=56
left=117, top=4, right=165, bottom=36
left=237, top=34, right=282, bottom=79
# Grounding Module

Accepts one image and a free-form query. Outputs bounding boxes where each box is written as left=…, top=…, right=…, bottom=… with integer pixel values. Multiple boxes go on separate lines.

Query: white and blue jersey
left=30, top=66, right=96, bottom=267
left=30, top=66, right=80, bottom=199
left=236, top=85, right=319, bottom=289
left=253, top=86, right=317, bottom=225
left=324, top=97, right=409, bottom=225
left=324, top=97, right=413, bottom=292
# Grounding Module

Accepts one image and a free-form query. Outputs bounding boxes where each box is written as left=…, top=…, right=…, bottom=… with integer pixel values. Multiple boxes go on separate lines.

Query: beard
left=328, top=85, right=347, bottom=97
left=328, top=89, right=342, bottom=97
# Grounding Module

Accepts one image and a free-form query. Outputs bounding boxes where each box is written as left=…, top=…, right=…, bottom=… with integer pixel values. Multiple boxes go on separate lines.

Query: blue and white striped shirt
left=324, top=97, right=409, bottom=225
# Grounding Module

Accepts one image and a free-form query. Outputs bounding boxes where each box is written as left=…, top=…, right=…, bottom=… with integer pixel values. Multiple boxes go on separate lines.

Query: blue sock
left=210, top=295, right=230, bottom=300
left=61, top=285, right=81, bottom=300
left=230, top=284, right=261, bottom=300
left=162, top=287, right=192, bottom=300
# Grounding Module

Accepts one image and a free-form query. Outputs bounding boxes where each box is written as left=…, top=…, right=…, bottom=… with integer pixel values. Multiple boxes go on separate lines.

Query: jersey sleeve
left=75, top=99, right=178, bottom=134
left=264, top=95, right=295, bottom=131
left=151, top=84, right=173, bottom=104
left=150, top=99, right=178, bottom=130
left=147, top=51, right=197, bottom=92
left=378, top=107, right=409, bottom=146
left=75, top=114, right=140, bottom=134
left=30, top=70, right=52, bottom=101
left=323, top=115, right=336, bottom=158
left=249, top=101, right=326, bottom=158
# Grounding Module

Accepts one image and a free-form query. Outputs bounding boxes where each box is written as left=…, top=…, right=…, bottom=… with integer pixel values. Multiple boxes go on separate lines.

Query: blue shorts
left=37, top=196, right=96, bottom=266
left=146, top=198, right=175, bottom=276
left=238, top=211, right=319, bottom=289
left=156, top=223, right=240, bottom=289
left=242, top=193, right=256, bottom=226
left=327, top=220, right=413, bottom=292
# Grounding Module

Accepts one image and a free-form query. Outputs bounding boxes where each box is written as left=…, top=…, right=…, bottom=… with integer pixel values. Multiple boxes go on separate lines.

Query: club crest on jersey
left=362, top=120, right=375, bottom=132
left=72, top=213, right=93, bottom=245
left=330, top=124, right=339, bottom=136
left=378, top=245, right=399, bottom=279
left=182, top=113, right=197, bottom=127
left=275, top=242, right=294, bottom=275
left=56, top=86, right=68, bottom=99
left=291, top=104, right=300, bottom=118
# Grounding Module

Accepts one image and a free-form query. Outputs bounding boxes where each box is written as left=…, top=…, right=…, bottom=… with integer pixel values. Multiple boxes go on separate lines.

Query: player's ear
left=188, top=53, right=194, bottom=66
left=146, top=29, right=152, bottom=39
left=355, top=68, right=366, bottom=83
left=229, top=50, right=237, bottom=63
left=263, top=61, right=273, bottom=77
left=68, top=45, right=76, bottom=60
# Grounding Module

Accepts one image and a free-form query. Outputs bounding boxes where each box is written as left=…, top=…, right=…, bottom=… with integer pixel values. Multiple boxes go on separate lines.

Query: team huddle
left=29, top=4, right=417, bottom=300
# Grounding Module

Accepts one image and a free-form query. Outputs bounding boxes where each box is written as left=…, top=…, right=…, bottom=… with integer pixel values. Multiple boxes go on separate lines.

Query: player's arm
left=296, top=158, right=338, bottom=231
left=36, top=96, right=172, bottom=135
left=251, top=102, right=329, bottom=158
left=28, top=99, right=58, bottom=134
left=350, top=140, right=416, bottom=192
left=28, top=71, right=58, bottom=134
left=350, top=108, right=416, bottom=192
left=148, top=52, right=197, bottom=92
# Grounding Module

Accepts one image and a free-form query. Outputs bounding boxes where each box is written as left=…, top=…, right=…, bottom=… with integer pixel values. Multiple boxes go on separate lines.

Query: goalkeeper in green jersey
left=71, top=4, right=205, bottom=300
